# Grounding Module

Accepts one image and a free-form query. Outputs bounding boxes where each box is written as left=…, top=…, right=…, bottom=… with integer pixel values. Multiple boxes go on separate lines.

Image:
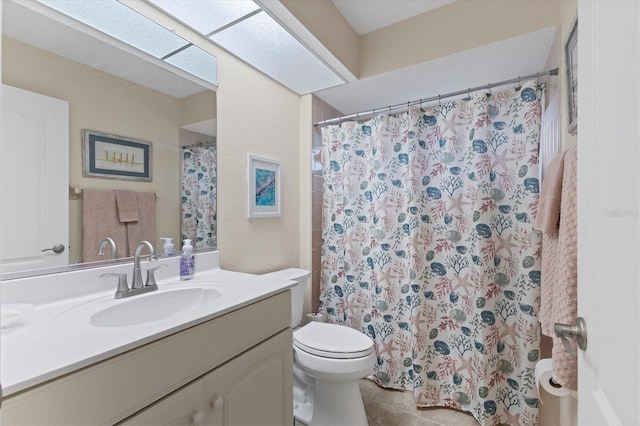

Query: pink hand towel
left=115, top=190, right=139, bottom=223
left=534, top=152, right=565, bottom=235
left=126, top=192, right=157, bottom=256
left=82, top=189, right=127, bottom=262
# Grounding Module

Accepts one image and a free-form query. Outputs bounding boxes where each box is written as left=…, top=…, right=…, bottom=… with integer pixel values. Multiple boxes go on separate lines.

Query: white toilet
left=263, top=269, right=375, bottom=426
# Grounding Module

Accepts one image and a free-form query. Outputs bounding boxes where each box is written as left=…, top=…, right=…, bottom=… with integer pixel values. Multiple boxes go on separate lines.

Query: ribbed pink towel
left=126, top=192, right=157, bottom=256
left=534, top=153, right=565, bottom=235
left=115, top=190, right=139, bottom=223
left=539, top=146, right=578, bottom=389
left=82, top=189, right=127, bottom=262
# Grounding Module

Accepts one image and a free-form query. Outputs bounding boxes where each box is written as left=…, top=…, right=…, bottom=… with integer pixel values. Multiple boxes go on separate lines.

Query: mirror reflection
left=1, top=0, right=217, bottom=277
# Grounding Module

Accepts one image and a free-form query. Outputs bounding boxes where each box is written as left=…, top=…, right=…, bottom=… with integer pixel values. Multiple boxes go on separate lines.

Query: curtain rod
left=313, top=68, right=559, bottom=127
left=181, top=141, right=216, bottom=149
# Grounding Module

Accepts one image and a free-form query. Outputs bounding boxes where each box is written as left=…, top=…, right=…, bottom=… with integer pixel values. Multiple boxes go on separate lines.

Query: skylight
left=148, top=0, right=346, bottom=94
left=36, top=0, right=218, bottom=87
left=35, top=0, right=346, bottom=95
left=146, top=0, right=260, bottom=36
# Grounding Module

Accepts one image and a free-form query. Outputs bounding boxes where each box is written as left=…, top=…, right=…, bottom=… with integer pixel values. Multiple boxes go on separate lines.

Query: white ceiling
left=315, top=1, right=557, bottom=117
left=332, top=0, right=456, bottom=35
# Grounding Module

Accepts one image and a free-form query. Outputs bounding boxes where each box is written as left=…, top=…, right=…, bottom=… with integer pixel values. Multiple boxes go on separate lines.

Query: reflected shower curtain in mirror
left=320, top=82, right=543, bottom=426
left=181, top=144, right=217, bottom=249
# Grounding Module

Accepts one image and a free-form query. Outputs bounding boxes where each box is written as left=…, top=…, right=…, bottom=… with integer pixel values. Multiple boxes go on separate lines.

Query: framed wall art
left=565, top=16, right=578, bottom=135
left=247, top=155, right=281, bottom=218
left=83, top=129, right=152, bottom=181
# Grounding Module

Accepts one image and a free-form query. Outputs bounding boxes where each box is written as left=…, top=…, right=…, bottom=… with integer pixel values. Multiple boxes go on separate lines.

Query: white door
left=577, top=1, right=640, bottom=424
left=1, top=85, right=69, bottom=274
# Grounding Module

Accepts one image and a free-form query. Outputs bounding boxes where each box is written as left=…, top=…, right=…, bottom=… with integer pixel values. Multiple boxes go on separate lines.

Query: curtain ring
left=419, top=98, right=423, bottom=108
left=388, top=105, right=391, bottom=113
left=467, top=88, right=471, bottom=99
left=438, top=95, right=442, bottom=108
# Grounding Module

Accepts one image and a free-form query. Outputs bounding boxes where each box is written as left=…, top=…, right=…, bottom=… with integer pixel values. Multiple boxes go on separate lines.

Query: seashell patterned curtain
left=181, top=144, right=217, bottom=249
left=320, top=81, right=543, bottom=425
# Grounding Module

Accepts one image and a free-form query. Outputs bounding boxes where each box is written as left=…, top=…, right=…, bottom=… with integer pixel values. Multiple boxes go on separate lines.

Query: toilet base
left=294, top=378, right=368, bottom=426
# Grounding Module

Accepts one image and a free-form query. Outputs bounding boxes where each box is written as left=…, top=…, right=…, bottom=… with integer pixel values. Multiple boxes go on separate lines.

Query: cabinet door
left=204, top=329, right=293, bottom=426
left=120, top=380, right=205, bottom=426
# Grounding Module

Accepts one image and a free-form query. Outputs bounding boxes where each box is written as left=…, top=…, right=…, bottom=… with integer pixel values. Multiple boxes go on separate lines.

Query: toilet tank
left=262, top=268, right=311, bottom=328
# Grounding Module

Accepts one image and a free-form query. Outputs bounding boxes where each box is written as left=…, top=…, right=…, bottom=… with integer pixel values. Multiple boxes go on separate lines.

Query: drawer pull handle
left=191, top=411, right=204, bottom=425
left=212, top=397, right=224, bottom=411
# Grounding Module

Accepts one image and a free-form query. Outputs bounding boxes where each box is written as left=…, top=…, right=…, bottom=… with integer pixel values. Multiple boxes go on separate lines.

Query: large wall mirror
left=1, top=0, right=217, bottom=278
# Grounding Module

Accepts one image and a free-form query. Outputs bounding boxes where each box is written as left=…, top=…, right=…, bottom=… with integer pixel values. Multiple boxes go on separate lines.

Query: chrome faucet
left=97, top=237, right=118, bottom=259
left=100, top=241, right=166, bottom=299
left=132, top=241, right=156, bottom=290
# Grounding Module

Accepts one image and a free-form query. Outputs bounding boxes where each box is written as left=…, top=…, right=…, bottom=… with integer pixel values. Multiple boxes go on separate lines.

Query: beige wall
left=214, top=48, right=303, bottom=274
left=283, top=0, right=559, bottom=81
left=280, top=0, right=359, bottom=78
left=360, top=0, right=559, bottom=78
left=2, top=37, right=205, bottom=264
left=180, top=90, right=216, bottom=128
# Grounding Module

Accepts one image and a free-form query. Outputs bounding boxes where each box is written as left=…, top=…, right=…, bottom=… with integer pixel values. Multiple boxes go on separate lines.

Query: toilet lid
left=293, top=322, right=374, bottom=359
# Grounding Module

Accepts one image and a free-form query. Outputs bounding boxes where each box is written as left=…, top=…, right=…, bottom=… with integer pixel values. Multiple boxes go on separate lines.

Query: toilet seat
left=293, top=322, right=374, bottom=359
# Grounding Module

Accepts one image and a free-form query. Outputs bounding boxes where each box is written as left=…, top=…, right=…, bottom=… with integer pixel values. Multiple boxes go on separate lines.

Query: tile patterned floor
left=359, top=379, right=480, bottom=426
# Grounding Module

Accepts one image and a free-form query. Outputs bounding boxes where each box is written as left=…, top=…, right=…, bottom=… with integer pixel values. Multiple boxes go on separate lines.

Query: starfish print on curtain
left=321, top=81, right=543, bottom=426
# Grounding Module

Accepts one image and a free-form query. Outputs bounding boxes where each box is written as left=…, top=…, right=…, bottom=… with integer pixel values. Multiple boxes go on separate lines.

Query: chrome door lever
left=554, top=317, right=587, bottom=352
left=41, top=243, right=65, bottom=254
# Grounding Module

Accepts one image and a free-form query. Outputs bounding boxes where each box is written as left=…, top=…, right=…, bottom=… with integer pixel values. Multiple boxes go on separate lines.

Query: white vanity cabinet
left=1, top=291, right=293, bottom=426
left=121, top=329, right=292, bottom=426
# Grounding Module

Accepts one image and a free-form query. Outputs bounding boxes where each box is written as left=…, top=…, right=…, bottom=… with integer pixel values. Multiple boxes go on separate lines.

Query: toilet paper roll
left=535, top=358, right=571, bottom=397
left=306, top=313, right=325, bottom=323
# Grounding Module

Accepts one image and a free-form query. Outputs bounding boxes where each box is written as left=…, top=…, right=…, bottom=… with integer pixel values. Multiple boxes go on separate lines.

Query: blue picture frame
left=83, top=129, right=152, bottom=181
left=247, top=155, right=281, bottom=218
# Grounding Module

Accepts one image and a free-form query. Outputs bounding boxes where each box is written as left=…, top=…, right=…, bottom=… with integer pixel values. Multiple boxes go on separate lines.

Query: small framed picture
left=83, top=129, right=152, bottom=181
left=247, top=155, right=281, bottom=218
left=565, top=16, right=578, bottom=135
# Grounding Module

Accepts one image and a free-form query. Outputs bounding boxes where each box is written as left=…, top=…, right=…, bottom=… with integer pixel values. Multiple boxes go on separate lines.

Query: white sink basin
left=90, top=288, right=221, bottom=328
left=53, top=286, right=223, bottom=330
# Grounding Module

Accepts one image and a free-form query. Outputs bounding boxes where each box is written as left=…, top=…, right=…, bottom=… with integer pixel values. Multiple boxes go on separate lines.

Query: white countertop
left=0, top=252, right=295, bottom=397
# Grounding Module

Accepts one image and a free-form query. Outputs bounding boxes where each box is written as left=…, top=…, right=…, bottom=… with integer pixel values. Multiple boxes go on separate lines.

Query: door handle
left=41, top=243, right=65, bottom=254
left=554, top=317, right=587, bottom=352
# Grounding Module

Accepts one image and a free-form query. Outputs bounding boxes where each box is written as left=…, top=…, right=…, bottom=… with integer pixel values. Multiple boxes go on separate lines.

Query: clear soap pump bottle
left=180, top=239, right=195, bottom=280
left=160, top=237, right=175, bottom=257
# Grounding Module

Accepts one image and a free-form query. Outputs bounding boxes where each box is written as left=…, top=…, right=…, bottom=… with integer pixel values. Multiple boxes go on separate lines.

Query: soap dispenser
left=180, top=239, right=195, bottom=280
left=160, top=237, right=175, bottom=257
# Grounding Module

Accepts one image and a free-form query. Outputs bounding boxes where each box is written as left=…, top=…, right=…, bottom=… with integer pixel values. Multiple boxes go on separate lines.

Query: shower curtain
left=320, top=82, right=543, bottom=426
left=181, top=144, right=217, bottom=249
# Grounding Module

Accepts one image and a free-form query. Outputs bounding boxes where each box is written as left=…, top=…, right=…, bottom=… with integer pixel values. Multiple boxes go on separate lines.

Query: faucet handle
left=100, top=273, right=129, bottom=298
left=145, top=264, right=168, bottom=287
